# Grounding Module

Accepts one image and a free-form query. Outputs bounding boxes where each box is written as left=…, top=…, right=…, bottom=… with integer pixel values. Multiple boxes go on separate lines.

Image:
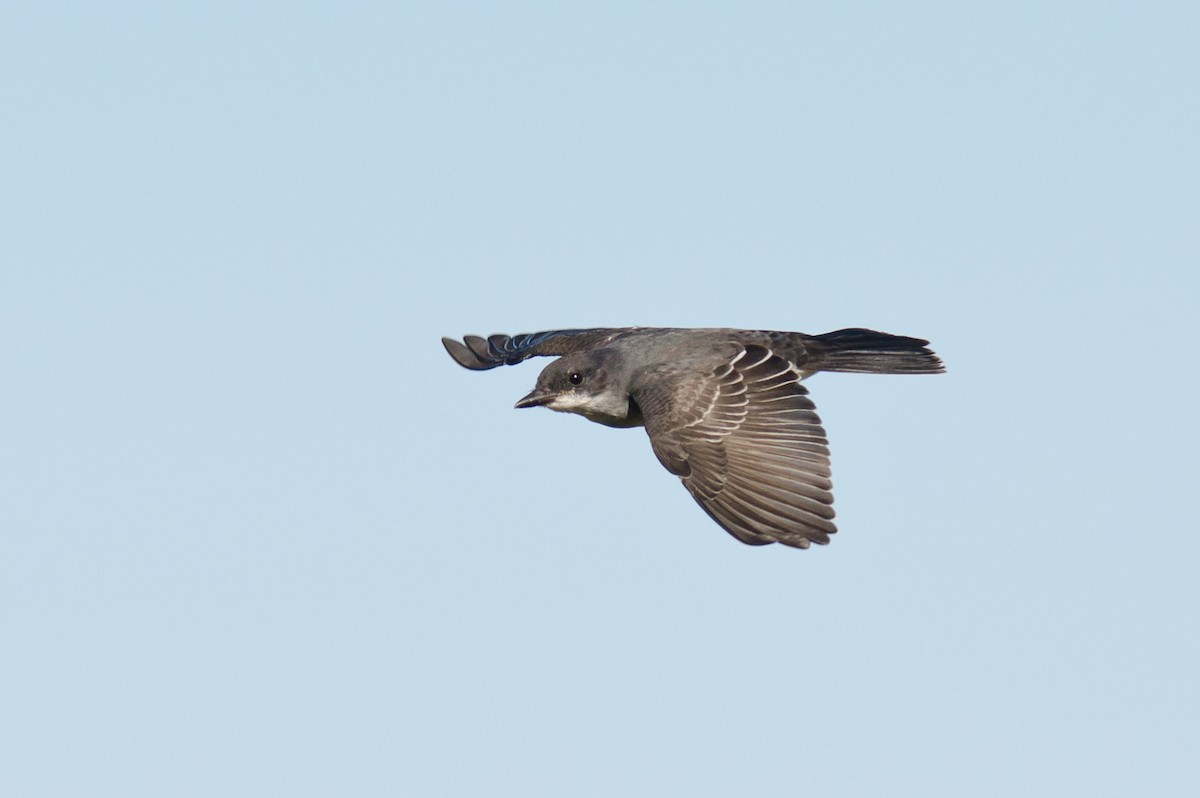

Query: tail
left=804, top=328, right=945, bottom=374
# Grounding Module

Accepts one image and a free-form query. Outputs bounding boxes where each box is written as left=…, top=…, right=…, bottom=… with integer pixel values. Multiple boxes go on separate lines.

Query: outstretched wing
left=633, top=345, right=835, bottom=548
left=441, top=328, right=635, bottom=370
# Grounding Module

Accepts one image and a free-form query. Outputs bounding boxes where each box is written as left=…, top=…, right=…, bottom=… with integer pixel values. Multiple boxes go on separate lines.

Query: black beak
left=514, top=389, right=555, bottom=409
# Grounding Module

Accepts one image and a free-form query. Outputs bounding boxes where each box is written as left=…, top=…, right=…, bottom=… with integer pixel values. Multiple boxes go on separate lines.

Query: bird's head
left=515, top=350, right=639, bottom=427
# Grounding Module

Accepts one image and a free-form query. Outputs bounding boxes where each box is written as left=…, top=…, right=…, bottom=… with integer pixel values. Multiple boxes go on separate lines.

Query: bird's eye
left=568, top=371, right=584, bottom=385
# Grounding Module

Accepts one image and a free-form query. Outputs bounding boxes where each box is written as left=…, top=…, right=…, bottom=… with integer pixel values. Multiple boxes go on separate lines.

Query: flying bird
left=442, top=327, right=944, bottom=548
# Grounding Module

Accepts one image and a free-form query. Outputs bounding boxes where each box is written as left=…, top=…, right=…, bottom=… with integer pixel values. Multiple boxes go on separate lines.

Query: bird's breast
left=558, top=395, right=644, bottom=428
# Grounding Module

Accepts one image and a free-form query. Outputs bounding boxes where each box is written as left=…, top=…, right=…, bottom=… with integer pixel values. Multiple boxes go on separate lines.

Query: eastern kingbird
left=442, top=327, right=944, bottom=548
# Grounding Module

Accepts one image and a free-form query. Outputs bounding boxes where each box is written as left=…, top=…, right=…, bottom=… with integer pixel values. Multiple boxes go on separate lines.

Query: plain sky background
left=3, top=2, right=1198, bottom=796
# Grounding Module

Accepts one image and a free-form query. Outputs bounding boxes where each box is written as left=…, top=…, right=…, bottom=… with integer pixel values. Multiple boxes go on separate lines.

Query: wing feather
left=634, top=345, right=836, bottom=548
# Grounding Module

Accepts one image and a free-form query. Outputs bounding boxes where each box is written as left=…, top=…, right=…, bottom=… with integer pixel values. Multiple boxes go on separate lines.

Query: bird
left=442, top=326, right=944, bottom=548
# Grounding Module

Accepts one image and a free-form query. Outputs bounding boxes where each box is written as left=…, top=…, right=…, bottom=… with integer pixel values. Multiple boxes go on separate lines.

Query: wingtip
left=924, top=350, right=947, bottom=374
left=442, top=336, right=489, bottom=370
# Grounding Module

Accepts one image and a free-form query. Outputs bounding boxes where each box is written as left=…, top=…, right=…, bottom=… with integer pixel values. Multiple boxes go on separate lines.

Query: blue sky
left=3, top=3, right=1198, bottom=796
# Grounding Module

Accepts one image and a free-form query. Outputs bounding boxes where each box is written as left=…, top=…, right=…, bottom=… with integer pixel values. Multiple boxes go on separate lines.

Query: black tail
left=805, top=328, right=945, bottom=374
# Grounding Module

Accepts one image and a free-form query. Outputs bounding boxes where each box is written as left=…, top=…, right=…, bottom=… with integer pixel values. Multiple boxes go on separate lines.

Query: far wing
left=442, top=328, right=635, bottom=370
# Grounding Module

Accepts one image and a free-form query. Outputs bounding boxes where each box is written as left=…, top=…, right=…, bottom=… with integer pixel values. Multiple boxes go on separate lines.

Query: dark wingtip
left=442, top=336, right=492, bottom=370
